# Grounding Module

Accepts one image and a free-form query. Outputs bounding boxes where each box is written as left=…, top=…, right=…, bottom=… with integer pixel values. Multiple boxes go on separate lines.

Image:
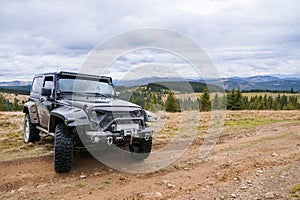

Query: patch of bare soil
left=0, top=111, right=299, bottom=200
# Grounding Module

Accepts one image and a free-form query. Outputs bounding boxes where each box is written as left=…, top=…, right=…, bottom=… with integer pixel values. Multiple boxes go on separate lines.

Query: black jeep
left=23, top=71, right=156, bottom=172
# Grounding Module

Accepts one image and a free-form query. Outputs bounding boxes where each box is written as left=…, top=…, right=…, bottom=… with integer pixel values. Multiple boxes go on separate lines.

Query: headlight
left=90, top=121, right=100, bottom=130
left=134, top=110, right=143, bottom=117
left=111, top=123, right=117, bottom=132
left=90, top=110, right=98, bottom=120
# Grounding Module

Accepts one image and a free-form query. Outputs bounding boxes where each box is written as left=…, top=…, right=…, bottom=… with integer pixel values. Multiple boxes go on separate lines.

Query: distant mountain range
left=270, top=73, right=300, bottom=79
left=114, top=77, right=193, bottom=86
left=208, top=76, right=300, bottom=91
left=1, top=75, right=300, bottom=92
left=0, top=80, right=31, bottom=87
left=115, top=75, right=300, bottom=92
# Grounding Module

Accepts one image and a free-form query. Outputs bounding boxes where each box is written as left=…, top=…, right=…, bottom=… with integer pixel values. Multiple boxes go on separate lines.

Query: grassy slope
left=1, top=109, right=300, bottom=161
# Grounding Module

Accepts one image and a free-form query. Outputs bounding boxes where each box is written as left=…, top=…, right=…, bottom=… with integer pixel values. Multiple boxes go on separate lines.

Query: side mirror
left=115, top=92, right=120, bottom=98
left=41, top=88, right=52, bottom=96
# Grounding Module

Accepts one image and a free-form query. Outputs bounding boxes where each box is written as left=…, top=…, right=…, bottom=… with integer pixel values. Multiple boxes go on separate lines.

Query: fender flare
left=23, top=101, right=39, bottom=124
left=49, top=106, right=89, bottom=133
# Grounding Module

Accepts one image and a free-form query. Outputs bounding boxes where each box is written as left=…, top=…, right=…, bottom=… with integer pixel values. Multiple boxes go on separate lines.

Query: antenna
left=56, top=62, right=60, bottom=72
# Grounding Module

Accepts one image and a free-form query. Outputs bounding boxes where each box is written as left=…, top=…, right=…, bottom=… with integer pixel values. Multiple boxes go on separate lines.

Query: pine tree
left=12, top=98, right=22, bottom=111
left=212, top=93, right=219, bottom=110
left=226, top=88, right=235, bottom=110
left=0, top=95, right=5, bottom=111
left=220, top=94, right=227, bottom=110
left=0, top=95, right=13, bottom=111
left=272, top=95, right=280, bottom=110
left=257, top=95, right=263, bottom=110
left=148, top=92, right=159, bottom=112
left=280, top=95, right=288, bottom=109
left=242, top=96, right=249, bottom=110
left=285, top=96, right=299, bottom=110
left=200, top=87, right=211, bottom=112
left=267, top=96, right=273, bottom=110
left=150, top=92, right=157, bottom=105
left=165, top=92, right=179, bottom=112
left=233, top=87, right=243, bottom=110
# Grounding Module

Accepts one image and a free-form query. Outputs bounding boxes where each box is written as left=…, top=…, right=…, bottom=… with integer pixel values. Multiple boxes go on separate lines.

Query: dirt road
left=0, top=111, right=300, bottom=199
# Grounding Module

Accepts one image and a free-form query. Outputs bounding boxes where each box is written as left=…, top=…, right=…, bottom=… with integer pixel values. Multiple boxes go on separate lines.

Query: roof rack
left=59, top=71, right=112, bottom=84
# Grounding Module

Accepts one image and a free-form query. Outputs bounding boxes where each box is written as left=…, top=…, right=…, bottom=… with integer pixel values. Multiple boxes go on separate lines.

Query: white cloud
left=104, top=49, right=200, bottom=80
left=0, top=0, right=299, bottom=81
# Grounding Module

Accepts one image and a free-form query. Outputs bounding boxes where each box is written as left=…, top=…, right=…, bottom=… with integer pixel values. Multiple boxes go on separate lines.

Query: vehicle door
left=38, top=76, right=55, bottom=128
left=30, top=75, right=54, bottom=129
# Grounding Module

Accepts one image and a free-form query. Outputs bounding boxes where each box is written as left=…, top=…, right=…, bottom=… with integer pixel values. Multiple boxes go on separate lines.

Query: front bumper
left=85, top=127, right=153, bottom=144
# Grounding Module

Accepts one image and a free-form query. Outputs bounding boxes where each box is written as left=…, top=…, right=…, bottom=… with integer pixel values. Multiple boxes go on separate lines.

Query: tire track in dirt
left=0, top=121, right=300, bottom=199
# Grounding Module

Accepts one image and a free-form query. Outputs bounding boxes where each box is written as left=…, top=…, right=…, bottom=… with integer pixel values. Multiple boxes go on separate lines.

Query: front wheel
left=23, top=114, right=40, bottom=143
left=54, top=123, right=73, bottom=173
left=129, top=137, right=152, bottom=160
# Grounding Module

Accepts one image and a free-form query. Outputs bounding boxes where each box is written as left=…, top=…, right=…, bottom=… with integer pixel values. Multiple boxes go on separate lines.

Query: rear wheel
left=23, top=114, right=40, bottom=143
left=54, top=123, right=73, bottom=173
left=129, top=137, right=152, bottom=160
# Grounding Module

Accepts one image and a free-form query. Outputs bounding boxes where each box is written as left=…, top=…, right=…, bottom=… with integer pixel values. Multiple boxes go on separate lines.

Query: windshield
left=58, top=78, right=115, bottom=97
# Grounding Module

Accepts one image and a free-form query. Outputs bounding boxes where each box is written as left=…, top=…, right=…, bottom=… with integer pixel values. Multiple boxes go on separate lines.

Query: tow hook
left=130, top=133, right=133, bottom=145
left=145, top=133, right=150, bottom=141
left=107, top=136, right=113, bottom=145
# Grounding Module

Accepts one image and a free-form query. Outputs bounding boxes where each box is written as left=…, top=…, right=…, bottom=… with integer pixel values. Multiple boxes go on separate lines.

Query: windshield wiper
left=86, top=92, right=109, bottom=98
left=61, top=91, right=110, bottom=99
left=61, top=91, right=87, bottom=97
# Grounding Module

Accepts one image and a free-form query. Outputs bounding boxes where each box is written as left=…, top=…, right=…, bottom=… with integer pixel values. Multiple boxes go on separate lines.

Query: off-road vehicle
left=23, top=71, right=156, bottom=172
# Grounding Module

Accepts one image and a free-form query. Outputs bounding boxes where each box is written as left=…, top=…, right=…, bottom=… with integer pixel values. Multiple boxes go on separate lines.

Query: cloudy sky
left=0, top=0, right=300, bottom=81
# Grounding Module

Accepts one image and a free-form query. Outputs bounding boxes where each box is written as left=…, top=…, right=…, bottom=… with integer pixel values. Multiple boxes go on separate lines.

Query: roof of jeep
left=35, top=71, right=112, bottom=84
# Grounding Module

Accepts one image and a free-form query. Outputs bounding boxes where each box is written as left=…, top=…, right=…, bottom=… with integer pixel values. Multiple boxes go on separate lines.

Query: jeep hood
left=61, top=98, right=142, bottom=111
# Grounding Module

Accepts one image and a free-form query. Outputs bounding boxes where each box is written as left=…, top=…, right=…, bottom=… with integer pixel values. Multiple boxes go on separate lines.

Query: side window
left=43, top=76, right=54, bottom=89
left=31, top=76, right=43, bottom=94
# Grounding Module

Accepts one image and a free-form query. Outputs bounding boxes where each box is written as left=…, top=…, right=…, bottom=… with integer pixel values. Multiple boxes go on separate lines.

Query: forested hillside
left=0, top=82, right=299, bottom=112
left=118, top=86, right=300, bottom=112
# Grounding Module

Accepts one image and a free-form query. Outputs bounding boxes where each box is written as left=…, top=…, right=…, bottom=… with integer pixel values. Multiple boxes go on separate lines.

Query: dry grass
left=0, top=110, right=300, bottom=161
left=291, top=183, right=300, bottom=198
left=0, top=92, right=29, bottom=103
left=0, top=112, right=53, bottom=161
left=152, top=110, right=300, bottom=140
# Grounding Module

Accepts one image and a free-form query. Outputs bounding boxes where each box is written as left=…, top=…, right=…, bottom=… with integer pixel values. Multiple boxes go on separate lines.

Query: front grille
left=91, top=110, right=144, bottom=130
